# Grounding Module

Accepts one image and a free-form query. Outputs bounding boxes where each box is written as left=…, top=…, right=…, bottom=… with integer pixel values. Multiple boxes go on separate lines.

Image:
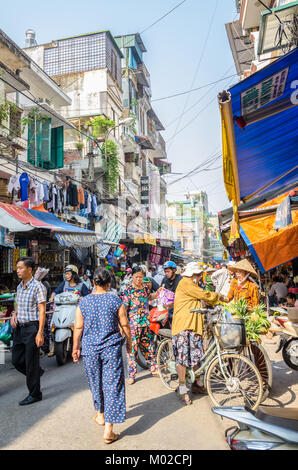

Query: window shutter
left=40, top=118, right=51, bottom=163
left=27, top=120, right=37, bottom=166
left=27, top=118, right=51, bottom=168
left=51, top=126, right=64, bottom=168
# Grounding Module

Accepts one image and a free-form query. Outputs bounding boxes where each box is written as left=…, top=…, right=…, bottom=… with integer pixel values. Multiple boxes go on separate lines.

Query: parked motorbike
left=51, top=292, right=79, bottom=366
left=270, top=307, right=298, bottom=371
left=212, top=405, right=298, bottom=450
left=136, top=305, right=170, bottom=370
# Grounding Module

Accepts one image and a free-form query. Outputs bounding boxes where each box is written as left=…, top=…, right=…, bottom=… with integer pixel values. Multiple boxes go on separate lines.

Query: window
left=28, top=119, right=64, bottom=169
left=111, top=50, right=118, bottom=81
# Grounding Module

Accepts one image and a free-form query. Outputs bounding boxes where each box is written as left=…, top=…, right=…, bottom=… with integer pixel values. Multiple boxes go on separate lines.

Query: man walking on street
left=11, top=257, right=47, bottom=406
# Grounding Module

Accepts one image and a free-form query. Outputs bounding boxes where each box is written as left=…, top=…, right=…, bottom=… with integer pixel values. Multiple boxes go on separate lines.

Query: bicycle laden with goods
left=157, top=304, right=268, bottom=410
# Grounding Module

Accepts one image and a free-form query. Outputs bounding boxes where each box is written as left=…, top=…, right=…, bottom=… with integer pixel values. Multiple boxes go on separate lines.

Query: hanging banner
left=0, top=228, right=15, bottom=248
left=274, top=195, right=293, bottom=230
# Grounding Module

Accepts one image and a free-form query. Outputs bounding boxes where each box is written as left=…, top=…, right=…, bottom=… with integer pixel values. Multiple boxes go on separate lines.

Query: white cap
left=182, top=262, right=204, bottom=277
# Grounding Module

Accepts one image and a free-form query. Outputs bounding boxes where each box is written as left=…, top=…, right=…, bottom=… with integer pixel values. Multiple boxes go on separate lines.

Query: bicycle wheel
left=243, top=342, right=272, bottom=401
left=206, top=353, right=263, bottom=410
left=156, top=338, right=179, bottom=391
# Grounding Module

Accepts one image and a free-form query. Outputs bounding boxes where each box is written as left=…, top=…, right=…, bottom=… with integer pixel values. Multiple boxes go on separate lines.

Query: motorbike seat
left=159, top=328, right=172, bottom=338
left=255, top=406, right=298, bottom=433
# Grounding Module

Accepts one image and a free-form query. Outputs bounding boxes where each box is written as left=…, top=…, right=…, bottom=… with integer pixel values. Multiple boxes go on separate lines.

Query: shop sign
left=133, top=234, right=144, bottom=244
left=241, top=67, right=289, bottom=115
left=140, top=176, right=150, bottom=206
left=274, top=195, right=292, bottom=230
left=144, top=234, right=156, bottom=246
left=56, top=233, right=99, bottom=248
left=0, top=228, right=15, bottom=248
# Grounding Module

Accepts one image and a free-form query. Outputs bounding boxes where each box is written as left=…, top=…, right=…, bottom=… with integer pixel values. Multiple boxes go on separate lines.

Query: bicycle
left=156, top=305, right=264, bottom=410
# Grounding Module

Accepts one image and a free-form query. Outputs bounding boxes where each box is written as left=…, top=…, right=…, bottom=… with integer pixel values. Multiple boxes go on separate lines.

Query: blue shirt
left=19, top=172, right=30, bottom=202
left=79, top=293, right=123, bottom=354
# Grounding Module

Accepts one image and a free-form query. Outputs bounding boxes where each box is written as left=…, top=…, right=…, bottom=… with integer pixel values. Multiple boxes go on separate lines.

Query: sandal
left=127, top=378, right=135, bottom=385
left=176, top=389, right=192, bottom=406
left=48, top=350, right=55, bottom=357
left=151, top=371, right=159, bottom=377
left=93, top=412, right=105, bottom=426
left=104, top=433, right=120, bottom=445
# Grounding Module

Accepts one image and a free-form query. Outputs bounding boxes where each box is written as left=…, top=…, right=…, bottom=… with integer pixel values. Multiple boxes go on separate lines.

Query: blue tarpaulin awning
left=227, top=48, right=298, bottom=202
left=27, top=209, right=100, bottom=247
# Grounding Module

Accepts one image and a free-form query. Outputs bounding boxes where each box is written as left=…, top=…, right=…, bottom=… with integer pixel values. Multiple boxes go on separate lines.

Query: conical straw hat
left=228, top=259, right=258, bottom=277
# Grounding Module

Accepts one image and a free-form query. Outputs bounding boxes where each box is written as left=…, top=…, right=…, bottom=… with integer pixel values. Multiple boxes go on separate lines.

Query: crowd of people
left=9, top=255, right=298, bottom=443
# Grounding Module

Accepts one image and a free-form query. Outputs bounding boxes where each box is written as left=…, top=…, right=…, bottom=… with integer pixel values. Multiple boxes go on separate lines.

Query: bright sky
left=2, top=0, right=238, bottom=214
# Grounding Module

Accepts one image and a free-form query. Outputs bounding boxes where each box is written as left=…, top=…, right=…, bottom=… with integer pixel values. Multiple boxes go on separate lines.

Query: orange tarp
left=240, top=209, right=298, bottom=273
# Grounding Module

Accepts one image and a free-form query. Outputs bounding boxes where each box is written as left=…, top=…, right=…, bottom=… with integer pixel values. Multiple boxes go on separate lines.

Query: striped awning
left=103, top=220, right=126, bottom=244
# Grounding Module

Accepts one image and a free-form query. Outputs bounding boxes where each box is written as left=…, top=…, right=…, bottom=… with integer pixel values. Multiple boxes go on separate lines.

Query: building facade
left=226, top=0, right=298, bottom=79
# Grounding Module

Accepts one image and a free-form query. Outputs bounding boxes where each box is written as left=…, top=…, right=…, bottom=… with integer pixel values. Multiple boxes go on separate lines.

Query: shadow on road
left=0, top=355, right=89, bottom=449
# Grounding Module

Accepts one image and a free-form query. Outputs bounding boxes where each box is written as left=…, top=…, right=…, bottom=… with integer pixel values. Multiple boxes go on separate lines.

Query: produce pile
left=224, top=299, right=271, bottom=343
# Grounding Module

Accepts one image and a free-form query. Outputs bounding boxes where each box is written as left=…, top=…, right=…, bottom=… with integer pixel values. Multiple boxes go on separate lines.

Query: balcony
left=121, top=125, right=139, bottom=153
left=124, top=179, right=139, bottom=204
left=240, top=0, right=272, bottom=31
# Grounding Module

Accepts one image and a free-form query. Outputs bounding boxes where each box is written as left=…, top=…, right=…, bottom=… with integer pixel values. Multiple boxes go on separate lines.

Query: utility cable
left=151, top=73, right=238, bottom=102
left=167, top=0, right=219, bottom=151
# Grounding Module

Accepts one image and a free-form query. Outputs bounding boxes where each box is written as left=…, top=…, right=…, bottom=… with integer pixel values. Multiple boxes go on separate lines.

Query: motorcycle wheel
left=55, top=340, right=68, bottom=366
left=282, top=338, right=298, bottom=371
left=136, top=350, right=150, bottom=370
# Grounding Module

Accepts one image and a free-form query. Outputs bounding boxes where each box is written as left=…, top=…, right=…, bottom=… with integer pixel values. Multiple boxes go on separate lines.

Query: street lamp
left=104, top=117, right=135, bottom=172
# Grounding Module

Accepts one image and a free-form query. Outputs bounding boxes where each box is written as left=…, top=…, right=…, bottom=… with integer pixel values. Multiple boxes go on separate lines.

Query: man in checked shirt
left=10, top=257, right=47, bottom=406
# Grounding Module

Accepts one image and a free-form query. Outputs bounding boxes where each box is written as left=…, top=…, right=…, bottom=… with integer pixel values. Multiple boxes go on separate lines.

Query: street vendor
left=222, top=259, right=259, bottom=309
left=172, top=262, right=218, bottom=406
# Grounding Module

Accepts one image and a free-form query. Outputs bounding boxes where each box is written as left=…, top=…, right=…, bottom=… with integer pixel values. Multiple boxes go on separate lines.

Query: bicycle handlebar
left=190, top=306, right=222, bottom=314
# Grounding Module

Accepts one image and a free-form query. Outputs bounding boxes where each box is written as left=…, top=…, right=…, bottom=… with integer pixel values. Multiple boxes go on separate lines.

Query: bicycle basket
left=216, top=312, right=246, bottom=349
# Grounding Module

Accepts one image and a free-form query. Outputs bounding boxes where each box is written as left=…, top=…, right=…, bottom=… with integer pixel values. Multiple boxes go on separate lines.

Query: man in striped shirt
left=11, top=257, right=46, bottom=406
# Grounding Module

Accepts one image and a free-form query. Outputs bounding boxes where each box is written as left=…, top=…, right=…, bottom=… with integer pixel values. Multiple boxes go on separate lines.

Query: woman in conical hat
left=222, top=259, right=259, bottom=308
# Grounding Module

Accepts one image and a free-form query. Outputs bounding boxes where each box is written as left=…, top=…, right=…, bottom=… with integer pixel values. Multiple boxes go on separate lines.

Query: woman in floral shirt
left=121, top=266, right=159, bottom=384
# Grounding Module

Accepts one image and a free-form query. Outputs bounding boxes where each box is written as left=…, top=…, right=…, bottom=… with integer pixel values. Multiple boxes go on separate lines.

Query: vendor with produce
left=222, top=259, right=259, bottom=309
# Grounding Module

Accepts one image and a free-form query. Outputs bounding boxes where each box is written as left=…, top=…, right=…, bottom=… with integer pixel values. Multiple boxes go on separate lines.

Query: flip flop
left=127, top=378, right=135, bottom=385
left=104, top=433, right=120, bottom=444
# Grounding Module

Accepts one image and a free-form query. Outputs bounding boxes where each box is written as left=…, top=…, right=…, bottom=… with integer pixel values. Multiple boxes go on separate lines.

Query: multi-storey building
left=226, top=0, right=297, bottom=79
left=114, top=33, right=170, bottom=238
left=23, top=29, right=127, bottom=238
left=0, top=29, right=72, bottom=197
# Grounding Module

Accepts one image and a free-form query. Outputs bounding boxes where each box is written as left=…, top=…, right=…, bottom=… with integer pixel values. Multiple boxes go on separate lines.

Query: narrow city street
left=0, top=351, right=228, bottom=450
left=1, top=339, right=298, bottom=451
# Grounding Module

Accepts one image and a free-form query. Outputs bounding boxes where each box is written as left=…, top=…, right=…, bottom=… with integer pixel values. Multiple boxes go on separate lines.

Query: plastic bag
left=150, top=307, right=168, bottom=326
left=159, top=289, right=175, bottom=307
left=0, top=320, right=12, bottom=346
left=220, top=310, right=242, bottom=348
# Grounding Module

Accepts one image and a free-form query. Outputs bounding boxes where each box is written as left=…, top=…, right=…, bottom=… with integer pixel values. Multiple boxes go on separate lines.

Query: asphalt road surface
left=1, top=337, right=297, bottom=451
left=0, top=349, right=228, bottom=450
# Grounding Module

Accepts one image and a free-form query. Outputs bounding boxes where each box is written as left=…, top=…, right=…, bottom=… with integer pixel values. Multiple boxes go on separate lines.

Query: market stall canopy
left=0, top=203, right=100, bottom=248
left=0, top=206, right=34, bottom=232
left=219, top=190, right=298, bottom=273
left=218, top=47, right=298, bottom=205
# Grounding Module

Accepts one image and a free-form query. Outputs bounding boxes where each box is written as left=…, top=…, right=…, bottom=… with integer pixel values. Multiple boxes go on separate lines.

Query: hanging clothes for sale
left=66, top=181, right=79, bottom=207
left=77, top=186, right=85, bottom=210
left=8, top=174, right=20, bottom=196
left=29, top=177, right=45, bottom=208
left=19, top=172, right=30, bottom=202
left=43, top=181, right=49, bottom=202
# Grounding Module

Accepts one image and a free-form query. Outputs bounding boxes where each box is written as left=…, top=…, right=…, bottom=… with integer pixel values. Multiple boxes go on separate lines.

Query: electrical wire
left=167, top=0, right=219, bottom=151
left=141, top=0, right=188, bottom=34
left=151, top=73, right=238, bottom=102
